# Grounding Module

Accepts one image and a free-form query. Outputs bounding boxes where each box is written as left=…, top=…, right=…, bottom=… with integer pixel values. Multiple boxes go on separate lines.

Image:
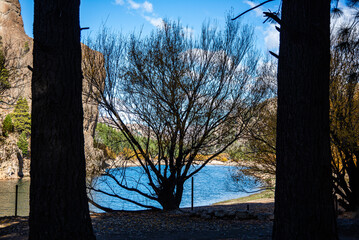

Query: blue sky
left=18, top=0, right=280, bottom=52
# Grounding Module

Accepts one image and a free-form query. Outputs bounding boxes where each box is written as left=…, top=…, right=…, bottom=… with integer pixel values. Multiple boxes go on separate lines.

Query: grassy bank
left=213, top=189, right=274, bottom=205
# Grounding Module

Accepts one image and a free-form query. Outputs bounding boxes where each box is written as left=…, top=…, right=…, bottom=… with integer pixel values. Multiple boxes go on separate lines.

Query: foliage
left=231, top=23, right=359, bottom=211
left=230, top=98, right=277, bottom=189
left=0, top=48, right=10, bottom=93
left=95, top=123, right=129, bottom=154
left=84, top=18, right=269, bottom=210
left=95, top=142, right=117, bottom=160
left=2, top=114, right=13, bottom=136
left=24, top=41, right=30, bottom=54
left=95, top=122, right=157, bottom=157
left=330, top=25, right=359, bottom=211
left=13, top=97, right=31, bottom=135
left=17, top=131, right=28, bottom=156
left=230, top=58, right=277, bottom=189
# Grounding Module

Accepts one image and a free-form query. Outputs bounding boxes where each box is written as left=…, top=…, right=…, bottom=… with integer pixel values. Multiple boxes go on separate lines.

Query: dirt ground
left=0, top=201, right=358, bottom=240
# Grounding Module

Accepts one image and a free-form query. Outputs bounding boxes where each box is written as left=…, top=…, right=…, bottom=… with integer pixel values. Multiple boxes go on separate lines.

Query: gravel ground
left=0, top=202, right=358, bottom=240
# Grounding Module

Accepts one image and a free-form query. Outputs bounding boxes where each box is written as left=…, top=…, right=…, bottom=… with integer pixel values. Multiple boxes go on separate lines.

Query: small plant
left=2, top=114, right=14, bottom=136
left=24, top=41, right=30, bottom=54
left=17, top=132, right=28, bottom=156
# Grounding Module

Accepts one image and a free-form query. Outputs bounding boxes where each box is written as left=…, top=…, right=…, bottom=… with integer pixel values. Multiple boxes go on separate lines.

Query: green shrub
left=13, top=97, right=31, bottom=135
left=2, top=114, right=13, bottom=136
left=95, top=123, right=129, bottom=154
left=24, top=41, right=30, bottom=54
left=0, top=49, right=10, bottom=92
left=17, top=132, right=28, bottom=156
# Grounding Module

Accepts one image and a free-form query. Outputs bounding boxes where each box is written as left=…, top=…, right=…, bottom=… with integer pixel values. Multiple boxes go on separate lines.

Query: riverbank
left=106, top=158, right=236, bottom=168
left=213, top=189, right=275, bottom=205
left=1, top=196, right=358, bottom=240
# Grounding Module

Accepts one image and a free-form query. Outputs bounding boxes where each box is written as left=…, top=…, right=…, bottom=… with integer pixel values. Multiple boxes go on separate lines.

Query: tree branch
left=232, top=0, right=274, bottom=20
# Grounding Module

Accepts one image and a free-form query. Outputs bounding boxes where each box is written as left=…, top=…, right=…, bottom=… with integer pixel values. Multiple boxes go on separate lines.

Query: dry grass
left=213, top=190, right=274, bottom=205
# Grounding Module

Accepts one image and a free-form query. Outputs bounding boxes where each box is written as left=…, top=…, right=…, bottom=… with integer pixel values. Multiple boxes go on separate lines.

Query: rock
left=0, top=0, right=105, bottom=179
left=214, top=209, right=226, bottom=218
left=0, top=134, right=26, bottom=179
left=224, top=210, right=236, bottom=219
left=169, top=209, right=184, bottom=215
left=256, top=213, right=274, bottom=221
left=206, top=209, right=215, bottom=215
left=235, top=210, right=256, bottom=220
left=200, top=212, right=212, bottom=220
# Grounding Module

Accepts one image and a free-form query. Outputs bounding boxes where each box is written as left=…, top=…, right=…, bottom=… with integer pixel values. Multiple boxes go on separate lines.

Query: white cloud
left=263, top=24, right=279, bottom=51
left=144, top=16, right=163, bottom=28
left=128, top=0, right=153, bottom=13
left=114, top=0, right=161, bottom=28
left=142, top=1, right=153, bottom=13
left=114, top=0, right=125, bottom=5
left=244, top=0, right=263, bottom=17
left=128, top=0, right=141, bottom=9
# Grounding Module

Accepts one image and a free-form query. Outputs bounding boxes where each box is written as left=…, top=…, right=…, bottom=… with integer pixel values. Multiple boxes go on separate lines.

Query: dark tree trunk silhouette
left=29, top=1, right=95, bottom=239
left=273, top=0, right=338, bottom=239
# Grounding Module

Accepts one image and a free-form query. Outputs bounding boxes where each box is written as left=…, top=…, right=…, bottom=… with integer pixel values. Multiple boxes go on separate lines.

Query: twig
left=263, top=11, right=282, bottom=25
left=232, top=0, right=274, bottom=20
left=269, top=51, right=279, bottom=59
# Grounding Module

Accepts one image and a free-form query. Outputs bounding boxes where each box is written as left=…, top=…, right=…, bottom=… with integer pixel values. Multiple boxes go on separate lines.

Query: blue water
left=89, top=165, right=256, bottom=212
left=0, top=165, right=257, bottom=216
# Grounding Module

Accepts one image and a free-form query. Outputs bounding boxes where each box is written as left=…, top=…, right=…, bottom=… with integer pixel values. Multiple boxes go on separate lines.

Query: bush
left=0, top=49, right=10, bottom=92
left=24, top=41, right=30, bottom=54
left=13, top=97, right=31, bottom=135
left=17, top=132, right=28, bottom=156
left=95, top=123, right=129, bottom=154
left=2, top=114, right=13, bottom=136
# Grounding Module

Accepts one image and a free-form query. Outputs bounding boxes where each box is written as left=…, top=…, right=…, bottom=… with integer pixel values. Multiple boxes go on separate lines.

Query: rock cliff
left=0, top=0, right=105, bottom=179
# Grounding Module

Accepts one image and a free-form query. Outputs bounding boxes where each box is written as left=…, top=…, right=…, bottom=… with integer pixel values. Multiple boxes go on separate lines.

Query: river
left=0, top=165, right=256, bottom=216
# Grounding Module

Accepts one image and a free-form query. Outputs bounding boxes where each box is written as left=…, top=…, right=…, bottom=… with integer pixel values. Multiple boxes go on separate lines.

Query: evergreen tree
left=17, top=132, right=28, bottom=156
left=13, top=97, right=31, bottom=135
left=0, top=47, right=10, bottom=93
left=2, top=114, right=13, bottom=136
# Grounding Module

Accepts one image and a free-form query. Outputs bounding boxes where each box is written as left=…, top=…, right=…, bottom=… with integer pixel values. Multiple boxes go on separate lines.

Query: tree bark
left=273, top=0, right=338, bottom=239
left=157, top=180, right=184, bottom=210
left=29, top=1, right=95, bottom=239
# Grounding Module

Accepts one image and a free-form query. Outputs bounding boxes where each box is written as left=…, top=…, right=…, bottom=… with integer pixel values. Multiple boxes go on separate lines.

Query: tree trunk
left=273, top=0, right=338, bottom=239
left=158, top=181, right=184, bottom=210
left=347, top=161, right=359, bottom=211
left=29, top=1, right=95, bottom=239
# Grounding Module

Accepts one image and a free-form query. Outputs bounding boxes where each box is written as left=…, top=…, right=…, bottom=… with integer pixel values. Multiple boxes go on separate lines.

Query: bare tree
left=0, top=38, right=30, bottom=108
left=84, top=19, right=269, bottom=210
left=229, top=57, right=277, bottom=190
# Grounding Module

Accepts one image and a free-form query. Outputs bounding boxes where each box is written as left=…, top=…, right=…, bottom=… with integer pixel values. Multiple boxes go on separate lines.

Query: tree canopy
left=84, top=18, right=269, bottom=210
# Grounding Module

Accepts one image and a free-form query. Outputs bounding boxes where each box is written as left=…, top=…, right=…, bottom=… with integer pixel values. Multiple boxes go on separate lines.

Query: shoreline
left=105, top=158, right=237, bottom=168
left=0, top=159, right=236, bottom=181
left=212, top=189, right=274, bottom=205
